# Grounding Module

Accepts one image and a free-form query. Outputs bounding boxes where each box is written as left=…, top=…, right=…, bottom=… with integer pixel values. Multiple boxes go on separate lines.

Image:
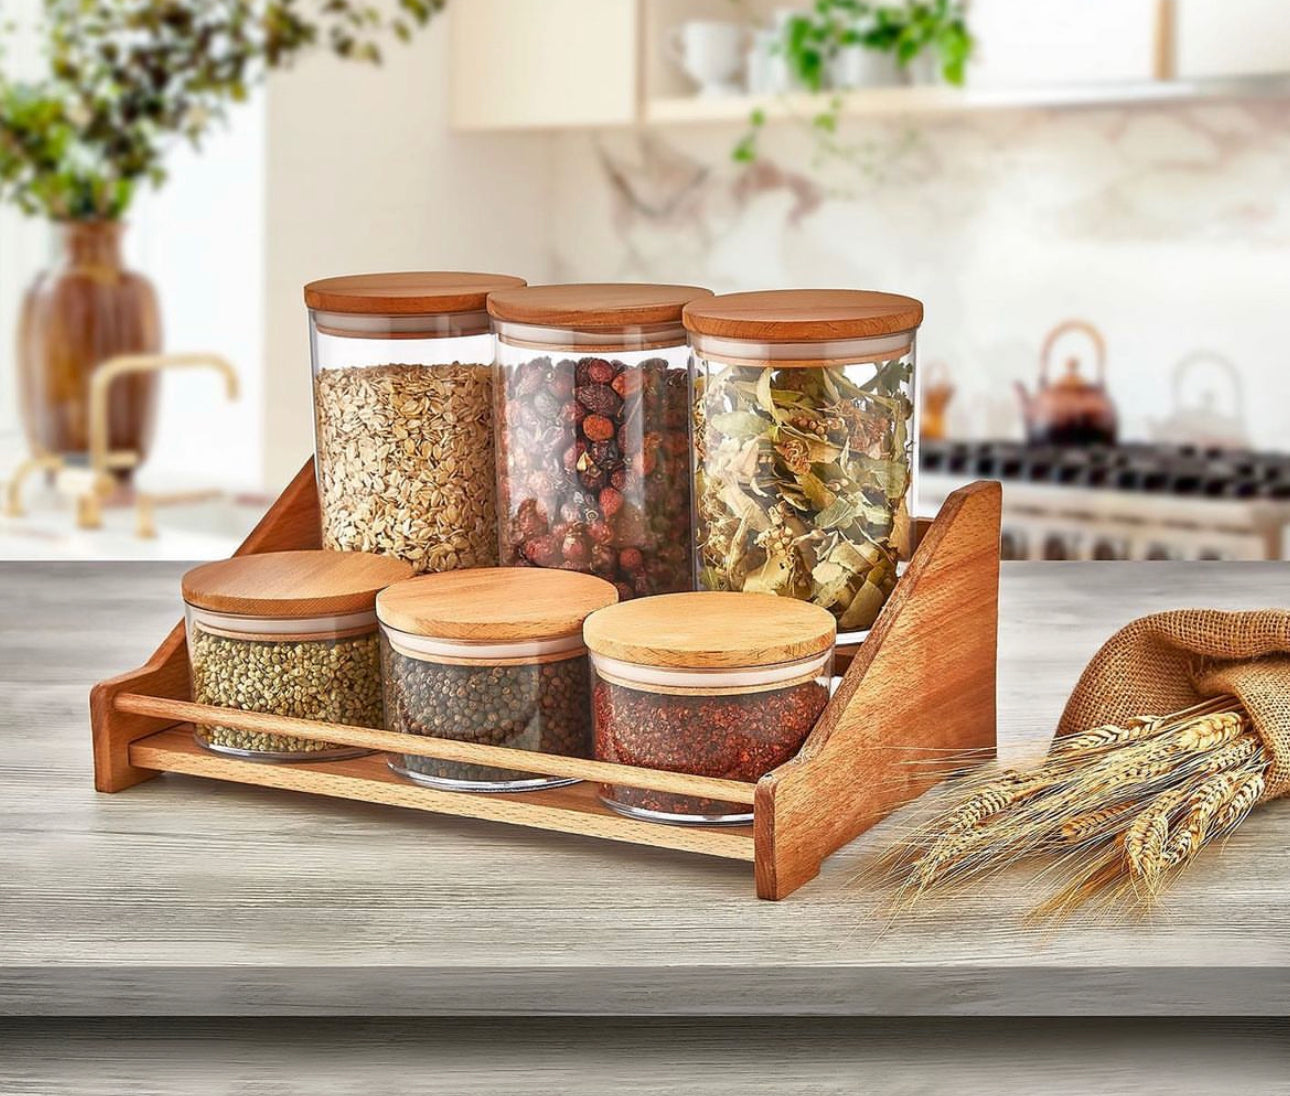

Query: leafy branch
left=0, top=0, right=442, bottom=220
left=733, top=0, right=973, bottom=166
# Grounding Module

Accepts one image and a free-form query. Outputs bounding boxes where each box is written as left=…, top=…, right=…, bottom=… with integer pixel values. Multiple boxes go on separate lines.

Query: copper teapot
left=1015, top=319, right=1118, bottom=446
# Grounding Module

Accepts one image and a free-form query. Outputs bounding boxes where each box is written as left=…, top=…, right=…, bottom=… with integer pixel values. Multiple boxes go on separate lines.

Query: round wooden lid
left=183, top=551, right=414, bottom=618
left=303, top=271, right=527, bottom=315
left=683, top=289, right=924, bottom=342
left=583, top=591, right=836, bottom=669
left=376, top=567, right=619, bottom=641
left=487, top=283, right=713, bottom=329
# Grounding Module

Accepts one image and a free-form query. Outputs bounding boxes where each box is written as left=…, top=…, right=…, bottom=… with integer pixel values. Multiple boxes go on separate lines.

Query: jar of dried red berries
left=583, top=591, right=836, bottom=825
left=488, top=283, right=712, bottom=600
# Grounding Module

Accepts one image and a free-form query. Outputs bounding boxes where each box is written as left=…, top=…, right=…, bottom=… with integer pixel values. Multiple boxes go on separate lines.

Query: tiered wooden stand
left=91, top=462, right=1001, bottom=900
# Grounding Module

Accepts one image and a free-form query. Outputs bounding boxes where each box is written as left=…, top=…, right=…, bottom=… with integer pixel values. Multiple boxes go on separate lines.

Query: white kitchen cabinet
left=1175, top=0, right=1290, bottom=78
left=450, top=0, right=639, bottom=129
left=967, top=0, right=1161, bottom=88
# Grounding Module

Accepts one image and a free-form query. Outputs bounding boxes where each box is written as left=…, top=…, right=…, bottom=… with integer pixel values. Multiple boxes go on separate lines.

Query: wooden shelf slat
left=129, top=725, right=757, bottom=862
left=114, top=693, right=759, bottom=806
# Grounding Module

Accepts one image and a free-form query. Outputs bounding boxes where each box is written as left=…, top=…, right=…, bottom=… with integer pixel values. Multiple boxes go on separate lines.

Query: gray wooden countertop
left=2, top=561, right=1288, bottom=1016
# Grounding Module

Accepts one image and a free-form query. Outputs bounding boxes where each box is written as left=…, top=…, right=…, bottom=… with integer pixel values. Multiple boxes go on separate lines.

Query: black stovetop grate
left=920, top=440, right=1290, bottom=500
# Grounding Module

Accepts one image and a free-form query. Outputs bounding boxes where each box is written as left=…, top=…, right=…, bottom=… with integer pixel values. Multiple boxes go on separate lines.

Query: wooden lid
left=183, top=551, right=413, bottom=618
left=487, top=283, right=713, bottom=329
left=303, top=271, right=527, bottom=315
left=683, top=289, right=923, bottom=342
left=583, top=592, right=836, bottom=669
left=377, top=567, right=619, bottom=641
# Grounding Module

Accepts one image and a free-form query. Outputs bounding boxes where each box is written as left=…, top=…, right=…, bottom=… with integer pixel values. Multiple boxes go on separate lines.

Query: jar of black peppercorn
left=488, top=283, right=712, bottom=600
left=377, top=567, right=618, bottom=792
left=584, top=591, right=836, bottom=825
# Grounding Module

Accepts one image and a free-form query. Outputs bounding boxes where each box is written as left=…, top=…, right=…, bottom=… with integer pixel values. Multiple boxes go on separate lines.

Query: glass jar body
left=690, top=331, right=917, bottom=639
left=494, top=321, right=693, bottom=600
left=184, top=605, right=382, bottom=761
left=380, top=626, right=594, bottom=791
left=590, top=651, right=834, bottom=824
left=309, top=309, right=497, bottom=573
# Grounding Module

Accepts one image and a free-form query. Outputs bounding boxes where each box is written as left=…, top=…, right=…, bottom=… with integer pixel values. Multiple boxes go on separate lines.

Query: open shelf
left=643, top=73, right=1290, bottom=127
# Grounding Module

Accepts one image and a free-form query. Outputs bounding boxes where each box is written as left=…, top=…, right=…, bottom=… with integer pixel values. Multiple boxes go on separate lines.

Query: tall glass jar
left=684, top=289, right=922, bottom=639
left=585, top=591, right=836, bottom=825
left=305, top=271, right=526, bottom=573
left=488, top=283, right=712, bottom=600
left=377, top=567, right=618, bottom=791
left=182, top=550, right=413, bottom=761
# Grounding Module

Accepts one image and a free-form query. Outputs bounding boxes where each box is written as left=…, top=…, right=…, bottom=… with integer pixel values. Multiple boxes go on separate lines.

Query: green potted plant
left=0, top=0, right=440, bottom=475
left=735, top=0, right=973, bottom=163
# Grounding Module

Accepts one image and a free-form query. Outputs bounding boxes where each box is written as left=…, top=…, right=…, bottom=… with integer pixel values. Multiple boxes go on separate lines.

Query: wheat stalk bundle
left=883, top=696, right=1273, bottom=918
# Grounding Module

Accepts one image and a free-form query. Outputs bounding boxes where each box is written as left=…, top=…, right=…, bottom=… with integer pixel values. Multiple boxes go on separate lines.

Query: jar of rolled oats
left=305, top=271, right=526, bottom=573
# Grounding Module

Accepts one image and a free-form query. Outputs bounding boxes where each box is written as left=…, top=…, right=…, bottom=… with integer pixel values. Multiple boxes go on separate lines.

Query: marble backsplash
left=549, top=101, right=1290, bottom=451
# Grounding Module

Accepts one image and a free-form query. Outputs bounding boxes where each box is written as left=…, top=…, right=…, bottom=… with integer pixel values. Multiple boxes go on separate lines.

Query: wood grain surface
left=486, top=282, right=712, bottom=328
left=2, top=1018, right=1288, bottom=1095
left=682, top=288, right=923, bottom=341
left=182, top=549, right=411, bottom=617
left=376, top=566, right=617, bottom=640
left=302, top=271, right=526, bottom=314
left=583, top=590, right=836, bottom=668
left=6, top=560, right=1290, bottom=1016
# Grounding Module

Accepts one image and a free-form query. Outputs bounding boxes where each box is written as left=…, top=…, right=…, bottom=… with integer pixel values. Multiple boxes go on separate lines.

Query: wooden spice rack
left=91, top=461, right=1001, bottom=900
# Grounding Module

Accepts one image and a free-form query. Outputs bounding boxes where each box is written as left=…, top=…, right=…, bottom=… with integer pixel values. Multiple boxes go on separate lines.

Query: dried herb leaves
left=694, top=357, right=913, bottom=631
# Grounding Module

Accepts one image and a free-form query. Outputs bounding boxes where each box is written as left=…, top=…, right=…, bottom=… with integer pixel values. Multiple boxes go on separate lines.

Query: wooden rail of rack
left=91, top=460, right=1001, bottom=900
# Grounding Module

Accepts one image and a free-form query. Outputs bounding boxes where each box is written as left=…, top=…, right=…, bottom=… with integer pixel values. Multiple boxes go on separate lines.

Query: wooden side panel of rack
left=89, top=460, right=321, bottom=792
left=754, top=480, right=1001, bottom=899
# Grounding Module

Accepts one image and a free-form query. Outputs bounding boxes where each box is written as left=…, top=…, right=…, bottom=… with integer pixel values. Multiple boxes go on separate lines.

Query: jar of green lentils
left=182, top=550, right=413, bottom=761
left=377, top=567, right=618, bottom=791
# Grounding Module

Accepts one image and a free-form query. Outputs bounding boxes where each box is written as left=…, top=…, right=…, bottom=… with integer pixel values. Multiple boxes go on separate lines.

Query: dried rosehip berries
left=609, top=467, right=627, bottom=491
left=582, top=415, right=615, bottom=442
left=613, top=580, right=636, bottom=602
left=590, top=543, right=618, bottom=576
left=523, top=534, right=560, bottom=567
left=619, top=547, right=644, bottom=573
left=561, top=532, right=590, bottom=565
left=587, top=440, right=619, bottom=467
left=586, top=358, right=616, bottom=385
left=575, top=383, right=622, bottom=417
left=611, top=370, right=642, bottom=399
left=550, top=372, right=575, bottom=399
left=587, top=520, right=615, bottom=545
left=599, top=487, right=625, bottom=518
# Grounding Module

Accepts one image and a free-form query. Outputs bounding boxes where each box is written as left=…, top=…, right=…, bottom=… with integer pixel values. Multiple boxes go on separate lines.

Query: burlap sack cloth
left=1057, top=609, right=1290, bottom=802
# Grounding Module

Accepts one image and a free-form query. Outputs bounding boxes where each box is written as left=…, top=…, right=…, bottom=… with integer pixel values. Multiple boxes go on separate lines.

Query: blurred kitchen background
left=2, top=0, right=1289, bottom=560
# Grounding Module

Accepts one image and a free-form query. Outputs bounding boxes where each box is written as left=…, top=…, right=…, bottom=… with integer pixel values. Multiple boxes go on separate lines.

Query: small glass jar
left=182, top=550, right=413, bottom=761
left=488, top=283, right=712, bottom=600
left=684, top=289, right=922, bottom=639
left=305, top=271, right=526, bottom=573
left=377, top=567, right=618, bottom=792
left=584, top=591, right=836, bottom=825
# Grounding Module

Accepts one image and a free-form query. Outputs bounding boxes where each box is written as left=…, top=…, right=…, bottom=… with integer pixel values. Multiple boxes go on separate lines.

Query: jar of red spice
left=488, top=283, right=712, bottom=600
left=583, top=591, right=836, bottom=824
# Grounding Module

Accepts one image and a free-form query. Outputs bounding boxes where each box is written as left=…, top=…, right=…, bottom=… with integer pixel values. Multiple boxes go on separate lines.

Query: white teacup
left=667, top=21, right=747, bottom=98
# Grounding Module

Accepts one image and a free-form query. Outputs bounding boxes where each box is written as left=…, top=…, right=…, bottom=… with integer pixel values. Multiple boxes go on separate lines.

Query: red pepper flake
left=593, top=677, right=830, bottom=818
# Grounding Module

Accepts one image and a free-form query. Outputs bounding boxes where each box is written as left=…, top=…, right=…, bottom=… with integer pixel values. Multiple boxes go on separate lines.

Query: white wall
left=261, top=10, right=556, bottom=490
left=546, top=102, right=1290, bottom=452
left=128, top=96, right=267, bottom=494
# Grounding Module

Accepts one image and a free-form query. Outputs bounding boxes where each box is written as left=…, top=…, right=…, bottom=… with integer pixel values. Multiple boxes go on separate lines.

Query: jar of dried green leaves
left=684, top=289, right=923, bottom=639
left=377, top=567, right=618, bottom=792
left=182, top=550, right=413, bottom=761
left=305, top=271, right=526, bottom=573
left=585, top=591, right=836, bottom=825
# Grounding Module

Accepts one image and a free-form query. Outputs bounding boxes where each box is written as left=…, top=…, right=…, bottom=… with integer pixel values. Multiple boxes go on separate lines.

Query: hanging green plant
left=0, top=0, right=443, bottom=221
left=732, top=0, right=974, bottom=166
